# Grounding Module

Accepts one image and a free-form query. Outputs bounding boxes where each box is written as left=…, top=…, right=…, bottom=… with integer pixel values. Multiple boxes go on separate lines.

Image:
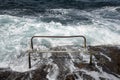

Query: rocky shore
left=0, top=45, right=120, bottom=80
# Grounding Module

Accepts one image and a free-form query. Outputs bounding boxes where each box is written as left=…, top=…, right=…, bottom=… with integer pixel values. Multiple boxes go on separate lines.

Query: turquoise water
left=0, top=7, right=120, bottom=71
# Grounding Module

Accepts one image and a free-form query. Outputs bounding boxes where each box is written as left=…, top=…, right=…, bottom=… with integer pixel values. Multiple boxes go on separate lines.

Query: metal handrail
left=28, top=35, right=87, bottom=68
left=31, top=35, right=86, bottom=49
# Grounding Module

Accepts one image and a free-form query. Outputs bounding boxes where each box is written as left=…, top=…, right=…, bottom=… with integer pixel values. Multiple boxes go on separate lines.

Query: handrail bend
left=31, top=35, right=86, bottom=50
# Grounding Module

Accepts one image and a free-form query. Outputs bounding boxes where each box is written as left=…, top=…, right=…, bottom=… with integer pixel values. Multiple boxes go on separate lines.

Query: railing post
left=28, top=52, right=31, bottom=68
left=31, top=37, right=34, bottom=50
left=89, top=52, right=92, bottom=65
left=82, top=36, right=86, bottom=48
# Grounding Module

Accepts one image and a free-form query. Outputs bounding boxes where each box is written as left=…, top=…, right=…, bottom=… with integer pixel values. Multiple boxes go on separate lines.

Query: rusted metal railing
left=28, top=35, right=87, bottom=68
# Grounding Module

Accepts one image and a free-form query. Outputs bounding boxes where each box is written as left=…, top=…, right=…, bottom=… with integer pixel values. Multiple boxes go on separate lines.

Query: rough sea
left=0, top=0, right=120, bottom=80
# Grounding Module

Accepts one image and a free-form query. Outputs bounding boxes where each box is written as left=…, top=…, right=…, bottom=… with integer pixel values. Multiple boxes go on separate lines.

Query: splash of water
left=0, top=7, right=120, bottom=80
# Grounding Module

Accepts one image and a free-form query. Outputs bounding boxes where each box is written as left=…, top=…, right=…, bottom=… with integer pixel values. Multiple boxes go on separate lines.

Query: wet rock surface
left=89, top=45, right=120, bottom=75
left=0, top=65, right=48, bottom=80
left=0, top=45, right=120, bottom=80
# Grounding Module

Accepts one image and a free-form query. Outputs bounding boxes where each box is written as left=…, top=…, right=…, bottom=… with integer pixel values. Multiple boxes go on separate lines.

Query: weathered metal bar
left=28, top=52, right=31, bottom=68
left=89, top=48, right=94, bottom=65
left=33, top=50, right=82, bottom=53
left=89, top=52, right=93, bottom=65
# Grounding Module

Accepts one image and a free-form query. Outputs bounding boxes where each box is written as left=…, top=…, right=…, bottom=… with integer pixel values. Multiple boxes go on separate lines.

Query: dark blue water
left=0, top=0, right=120, bottom=12
left=0, top=0, right=120, bottom=25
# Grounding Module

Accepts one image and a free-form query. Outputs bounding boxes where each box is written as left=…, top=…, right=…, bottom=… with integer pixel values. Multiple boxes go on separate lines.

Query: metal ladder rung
left=32, top=50, right=81, bottom=53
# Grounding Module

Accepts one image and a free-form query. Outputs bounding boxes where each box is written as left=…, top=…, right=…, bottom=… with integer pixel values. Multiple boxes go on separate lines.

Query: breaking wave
left=0, top=4, right=120, bottom=80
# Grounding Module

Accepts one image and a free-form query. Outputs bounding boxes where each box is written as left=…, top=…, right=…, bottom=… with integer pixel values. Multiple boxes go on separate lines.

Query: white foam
left=80, top=68, right=120, bottom=80
left=0, top=7, right=120, bottom=72
left=46, top=63, right=59, bottom=80
left=100, top=52, right=111, bottom=61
